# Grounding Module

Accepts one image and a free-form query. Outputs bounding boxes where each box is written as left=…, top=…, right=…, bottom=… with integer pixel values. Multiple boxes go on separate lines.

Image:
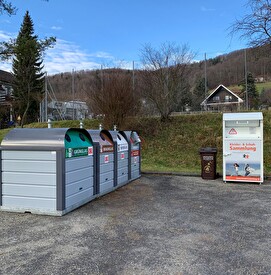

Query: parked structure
left=44, top=100, right=90, bottom=121
left=201, top=84, right=244, bottom=111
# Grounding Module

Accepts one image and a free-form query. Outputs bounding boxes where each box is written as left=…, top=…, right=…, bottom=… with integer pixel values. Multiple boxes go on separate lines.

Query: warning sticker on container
left=104, top=155, right=109, bottom=163
left=229, top=128, right=237, bottom=135
left=88, top=147, right=93, bottom=155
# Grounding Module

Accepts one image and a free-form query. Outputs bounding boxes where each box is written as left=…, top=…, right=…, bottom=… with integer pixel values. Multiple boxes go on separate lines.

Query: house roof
left=0, top=70, right=14, bottom=84
left=201, top=84, right=244, bottom=106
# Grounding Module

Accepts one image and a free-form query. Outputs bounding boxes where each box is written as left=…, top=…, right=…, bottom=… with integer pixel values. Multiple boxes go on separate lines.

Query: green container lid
left=65, top=129, right=93, bottom=158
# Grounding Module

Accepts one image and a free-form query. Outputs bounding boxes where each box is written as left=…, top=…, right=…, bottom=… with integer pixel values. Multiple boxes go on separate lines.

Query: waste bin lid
left=64, top=128, right=92, bottom=148
left=199, top=147, right=217, bottom=153
left=223, top=112, right=263, bottom=121
left=1, top=128, right=92, bottom=149
left=110, top=131, right=128, bottom=152
left=88, top=129, right=114, bottom=153
left=125, top=131, right=141, bottom=145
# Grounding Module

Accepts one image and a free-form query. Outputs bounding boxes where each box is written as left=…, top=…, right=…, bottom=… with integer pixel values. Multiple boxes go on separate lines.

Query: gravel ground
left=1, top=174, right=271, bottom=275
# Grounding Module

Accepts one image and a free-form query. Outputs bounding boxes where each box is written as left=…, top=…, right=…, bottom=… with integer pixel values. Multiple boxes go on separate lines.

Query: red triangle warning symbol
left=229, top=128, right=237, bottom=135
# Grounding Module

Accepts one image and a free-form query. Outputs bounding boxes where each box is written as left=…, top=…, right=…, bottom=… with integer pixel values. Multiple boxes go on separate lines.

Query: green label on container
left=65, top=147, right=93, bottom=158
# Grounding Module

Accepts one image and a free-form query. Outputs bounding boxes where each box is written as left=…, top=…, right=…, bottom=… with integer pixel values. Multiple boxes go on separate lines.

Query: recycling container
left=110, top=130, right=129, bottom=187
left=125, top=131, right=141, bottom=181
left=199, top=147, right=217, bottom=180
left=223, top=112, right=263, bottom=183
left=0, top=128, right=95, bottom=216
left=88, top=130, right=115, bottom=195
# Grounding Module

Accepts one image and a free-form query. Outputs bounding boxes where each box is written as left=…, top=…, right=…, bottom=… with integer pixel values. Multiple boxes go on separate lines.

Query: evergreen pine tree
left=240, top=72, right=259, bottom=109
left=192, top=77, right=206, bottom=111
left=12, top=11, right=45, bottom=126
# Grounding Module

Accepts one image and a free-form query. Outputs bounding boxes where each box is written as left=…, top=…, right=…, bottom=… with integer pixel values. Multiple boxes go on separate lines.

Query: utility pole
left=244, top=49, right=248, bottom=110
left=204, top=53, right=207, bottom=97
left=45, top=72, right=48, bottom=122
left=132, top=61, right=135, bottom=91
left=72, top=68, right=75, bottom=120
left=101, top=64, right=103, bottom=91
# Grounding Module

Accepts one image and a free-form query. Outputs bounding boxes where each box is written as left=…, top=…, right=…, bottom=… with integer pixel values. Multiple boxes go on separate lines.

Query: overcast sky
left=0, top=0, right=249, bottom=75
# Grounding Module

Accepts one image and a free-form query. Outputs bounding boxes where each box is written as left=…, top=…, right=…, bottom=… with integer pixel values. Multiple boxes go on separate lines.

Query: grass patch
left=229, top=81, right=271, bottom=93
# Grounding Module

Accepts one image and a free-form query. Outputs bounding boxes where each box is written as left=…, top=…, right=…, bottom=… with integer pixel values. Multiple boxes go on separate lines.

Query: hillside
left=43, top=44, right=271, bottom=119
left=1, top=111, right=271, bottom=176
left=134, top=112, right=271, bottom=176
left=48, top=44, right=271, bottom=96
left=190, top=45, right=271, bottom=89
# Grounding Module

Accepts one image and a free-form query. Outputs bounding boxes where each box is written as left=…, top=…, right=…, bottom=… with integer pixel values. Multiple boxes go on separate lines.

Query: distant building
left=255, top=77, right=264, bottom=83
left=0, top=70, right=14, bottom=107
left=45, top=100, right=90, bottom=121
left=0, top=70, right=14, bottom=127
left=201, top=84, right=244, bottom=111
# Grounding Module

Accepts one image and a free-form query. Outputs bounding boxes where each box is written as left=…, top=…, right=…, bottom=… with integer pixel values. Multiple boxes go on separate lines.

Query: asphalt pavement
left=1, top=174, right=271, bottom=275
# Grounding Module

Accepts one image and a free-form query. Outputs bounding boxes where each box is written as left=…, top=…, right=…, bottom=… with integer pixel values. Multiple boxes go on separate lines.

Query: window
left=213, top=96, right=220, bottom=102
left=225, top=95, right=232, bottom=102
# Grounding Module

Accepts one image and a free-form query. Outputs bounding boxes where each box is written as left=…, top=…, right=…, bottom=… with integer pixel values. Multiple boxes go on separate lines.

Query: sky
left=0, top=0, right=250, bottom=75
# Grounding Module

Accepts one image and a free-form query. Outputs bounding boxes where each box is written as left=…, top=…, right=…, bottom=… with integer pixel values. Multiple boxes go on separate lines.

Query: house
left=0, top=70, right=14, bottom=128
left=0, top=70, right=14, bottom=106
left=201, top=84, right=244, bottom=111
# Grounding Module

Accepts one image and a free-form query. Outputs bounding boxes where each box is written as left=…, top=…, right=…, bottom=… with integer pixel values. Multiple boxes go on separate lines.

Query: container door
left=65, top=129, right=94, bottom=209
left=99, top=131, right=114, bottom=195
left=130, top=131, right=141, bottom=180
left=223, top=114, right=263, bottom=183
left=224, top=139, right=263, bottom=182
left=117, top=132, right=129, bottom=186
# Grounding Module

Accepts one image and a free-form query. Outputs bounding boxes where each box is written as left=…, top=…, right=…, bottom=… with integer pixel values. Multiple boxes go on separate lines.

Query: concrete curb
left=142, top=170, right=271, bottom=181
left=141, top=171, right=201, bottom=177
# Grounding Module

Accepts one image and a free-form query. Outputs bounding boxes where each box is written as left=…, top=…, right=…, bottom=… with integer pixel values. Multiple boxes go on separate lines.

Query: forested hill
left=47, top=44, right=271, bottom=106
left=49, top=44, right=271, bottom=94
left=190, top=44, right=271, bottom=89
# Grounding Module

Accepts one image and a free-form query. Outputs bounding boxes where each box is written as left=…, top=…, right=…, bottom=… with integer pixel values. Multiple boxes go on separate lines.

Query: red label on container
left=104, top=155, right=109, bottom=163
left=226, top=175, right=260, bottom=182
left=131, top=150, right=140, bottom=157
left=88, top=147, right=93, bottom=155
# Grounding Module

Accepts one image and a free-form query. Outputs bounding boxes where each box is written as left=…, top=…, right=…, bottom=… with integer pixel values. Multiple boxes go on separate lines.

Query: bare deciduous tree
left=229, top=0, right=271, bottom=47
left=139, top=42, right=195, bottom=121
left=0, top=0, right=16, bottom=16
left=88, top=69, right=139, bottom=129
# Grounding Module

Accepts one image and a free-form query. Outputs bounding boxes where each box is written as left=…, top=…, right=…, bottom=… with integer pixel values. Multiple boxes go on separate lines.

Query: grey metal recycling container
left=0, top=128, right=95, bottom=216
left=125, top=131, right=141, bottom=180
left=110, top=130, right=129, bottom=187
left=88, top=130, right=115, bottom=196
